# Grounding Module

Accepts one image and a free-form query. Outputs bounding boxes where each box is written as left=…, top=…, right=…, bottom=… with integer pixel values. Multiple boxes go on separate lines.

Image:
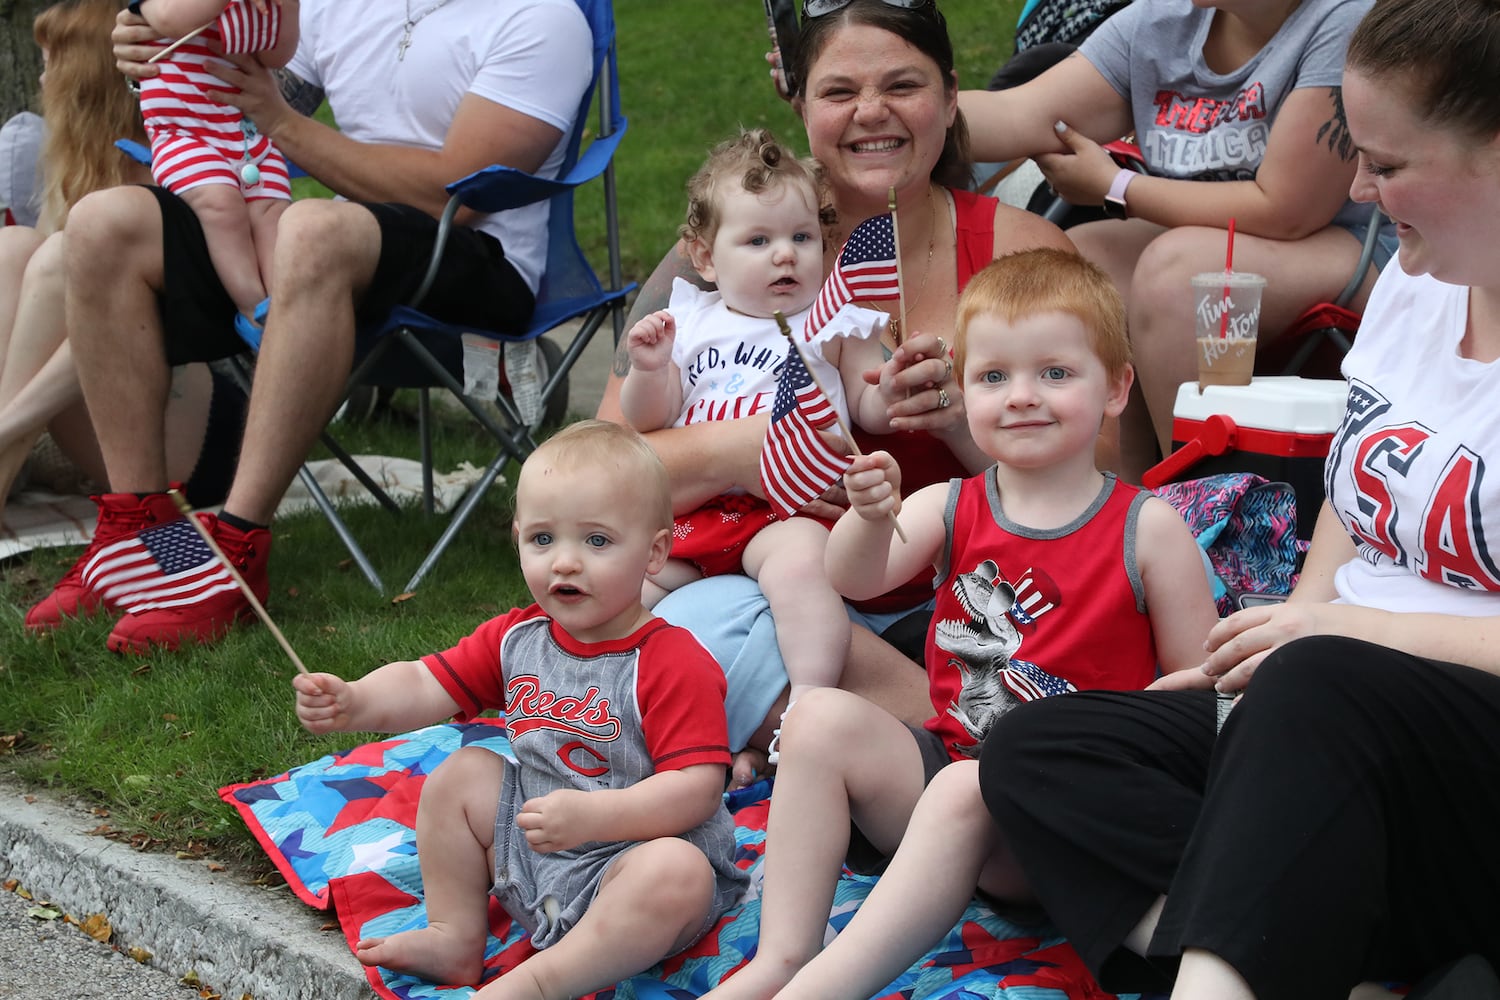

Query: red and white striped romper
left=139, top=1, right=291, bottom=199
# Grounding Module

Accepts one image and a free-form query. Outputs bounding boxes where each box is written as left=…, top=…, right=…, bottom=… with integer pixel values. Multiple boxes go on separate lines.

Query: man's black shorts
left=150, top=186, right=536, bottom=366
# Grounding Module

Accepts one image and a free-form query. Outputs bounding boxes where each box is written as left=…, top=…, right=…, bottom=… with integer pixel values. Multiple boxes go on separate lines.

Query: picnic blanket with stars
left=218, top=719, right=1131, bottom=1000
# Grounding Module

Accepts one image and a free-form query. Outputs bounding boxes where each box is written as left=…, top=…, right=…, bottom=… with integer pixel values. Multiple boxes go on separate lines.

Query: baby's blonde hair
left=525, top=420, right=673, bottom=532
left=680, top=127, right=835, bottom=249
left=954, top=248, right=1131, bottom=381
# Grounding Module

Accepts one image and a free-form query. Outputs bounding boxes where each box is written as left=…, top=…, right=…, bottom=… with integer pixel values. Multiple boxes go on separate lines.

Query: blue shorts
left=654, top=573, right=934, bottom=751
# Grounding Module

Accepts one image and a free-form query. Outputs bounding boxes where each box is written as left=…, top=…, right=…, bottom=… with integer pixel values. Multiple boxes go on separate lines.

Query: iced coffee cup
left=1192, top=271, right=1265, bottom=390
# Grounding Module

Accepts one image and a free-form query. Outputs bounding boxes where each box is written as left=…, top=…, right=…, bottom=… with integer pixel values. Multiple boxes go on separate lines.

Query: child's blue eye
left=532, top=532, right=553, bottom=546
left=794, top=232, right=813, bottom=243
left=1042, top=367, right=1068, bottom=381
left=982, top=370, right=1006, bottom=384
left=750, top=235, right=769, bottom=246
left=586, top=533, right=610, bottom=548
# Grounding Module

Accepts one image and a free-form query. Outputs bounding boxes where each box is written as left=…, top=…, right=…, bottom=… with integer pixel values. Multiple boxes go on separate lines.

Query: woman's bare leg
left=0, top=231, right=68, bottom=516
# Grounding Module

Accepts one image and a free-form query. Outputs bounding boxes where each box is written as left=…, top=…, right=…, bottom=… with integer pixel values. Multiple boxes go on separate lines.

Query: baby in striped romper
left=134, top=0, right=299, bottom=326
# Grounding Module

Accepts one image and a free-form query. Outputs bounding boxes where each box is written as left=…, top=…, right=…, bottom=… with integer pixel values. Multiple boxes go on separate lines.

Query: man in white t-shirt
left=27, top=0, right=593, bottom=654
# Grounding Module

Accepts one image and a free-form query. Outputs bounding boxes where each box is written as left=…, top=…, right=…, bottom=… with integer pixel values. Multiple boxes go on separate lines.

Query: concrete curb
left=0, top=777, right=371, bottom=1000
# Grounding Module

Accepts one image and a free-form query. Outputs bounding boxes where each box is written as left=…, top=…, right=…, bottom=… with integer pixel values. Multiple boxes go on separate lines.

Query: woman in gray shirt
left=959, top=0, right=1392, bottom=482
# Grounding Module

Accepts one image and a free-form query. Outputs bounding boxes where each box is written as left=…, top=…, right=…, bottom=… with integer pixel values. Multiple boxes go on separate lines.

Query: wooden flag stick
left=888, top=186, right=907, bottom=346
left=146, top=20, right=214, bottom=64
left=169, top=490, right=309, bottom=674
left=774, top=311, right=907, bottom=544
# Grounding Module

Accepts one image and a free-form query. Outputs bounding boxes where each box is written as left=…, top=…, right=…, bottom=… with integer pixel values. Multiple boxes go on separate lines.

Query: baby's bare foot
left=356, top=924, right=486, bottom=985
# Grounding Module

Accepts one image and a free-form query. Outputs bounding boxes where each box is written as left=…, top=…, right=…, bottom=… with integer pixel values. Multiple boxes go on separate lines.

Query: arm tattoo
left=275, top=69, right=325, bottom=116
left=612, top=339, right=632, bottom=378
left=1316, top=87, right=1355, bottom=161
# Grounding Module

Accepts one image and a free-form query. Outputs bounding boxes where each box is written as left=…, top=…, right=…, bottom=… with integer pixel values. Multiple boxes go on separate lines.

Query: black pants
left=150, top=187, right=533, bottom=365
left=979, top=636, right=1500, bottom=1000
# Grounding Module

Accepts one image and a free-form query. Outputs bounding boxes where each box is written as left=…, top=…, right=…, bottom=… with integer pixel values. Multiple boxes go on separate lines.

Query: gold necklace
left=889, top=186, right=941, bottom=347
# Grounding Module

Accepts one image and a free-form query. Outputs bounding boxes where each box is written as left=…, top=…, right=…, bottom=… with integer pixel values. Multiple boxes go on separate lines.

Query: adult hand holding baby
left=112, top=7, right=162, bottom=79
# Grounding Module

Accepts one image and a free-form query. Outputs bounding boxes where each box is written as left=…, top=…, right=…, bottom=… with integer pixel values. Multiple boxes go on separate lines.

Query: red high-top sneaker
left=106, top=513, right=272, bottom=654
left=25, top=491, right=184, bottom=631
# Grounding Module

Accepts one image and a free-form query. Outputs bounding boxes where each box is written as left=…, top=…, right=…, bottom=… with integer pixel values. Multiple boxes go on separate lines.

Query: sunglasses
left=802, top=0, right=934, bottom=19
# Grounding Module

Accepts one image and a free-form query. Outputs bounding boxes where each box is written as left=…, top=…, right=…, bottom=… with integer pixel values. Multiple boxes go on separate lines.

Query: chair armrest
left=409, top=117, right=629, bottom=310
left=442, top=118, right=628, bottom=214
left=116, top=138, right=152, bottom=166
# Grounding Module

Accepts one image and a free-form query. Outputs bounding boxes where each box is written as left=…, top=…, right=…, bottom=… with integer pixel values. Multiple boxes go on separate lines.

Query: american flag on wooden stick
left=760, top=328, right=850, bottom=520
left=804, top=213, right=901, bottom=339
left=81, top=518, right=236, bottom=613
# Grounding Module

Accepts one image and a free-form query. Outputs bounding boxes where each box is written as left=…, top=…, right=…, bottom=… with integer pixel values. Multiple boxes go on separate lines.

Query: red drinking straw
left=1218, top=218, right=1237, bottom=338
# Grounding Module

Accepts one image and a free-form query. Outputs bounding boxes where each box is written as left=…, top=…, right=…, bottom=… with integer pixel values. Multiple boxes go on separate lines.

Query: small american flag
left=1002, top=660, right=1077, bottom=703
left=218, top=0, right=281, bottom=54
left=760, top=343, right=850, bottom=520
left=81, top=518, right=236, bottom=614
left=805, top=214, right=901, bottom=338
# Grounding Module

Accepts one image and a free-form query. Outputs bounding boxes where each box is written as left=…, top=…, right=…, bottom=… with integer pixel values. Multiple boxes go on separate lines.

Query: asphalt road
left=0, top=883, right=194, bottom=1000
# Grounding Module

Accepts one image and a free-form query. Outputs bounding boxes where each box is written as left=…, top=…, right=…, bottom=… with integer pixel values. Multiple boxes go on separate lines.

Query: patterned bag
left=1153, top=472, right=1306, bottom=616
left=1014, top=0, right=1132, bottom=51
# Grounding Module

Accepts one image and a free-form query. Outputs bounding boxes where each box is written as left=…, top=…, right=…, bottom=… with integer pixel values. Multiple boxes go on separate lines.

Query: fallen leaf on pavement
left=78, top=913, right=112, bottom=942
left=26, top=905, right=61, bottom=921
left=128, top=945, right=152, bottom=963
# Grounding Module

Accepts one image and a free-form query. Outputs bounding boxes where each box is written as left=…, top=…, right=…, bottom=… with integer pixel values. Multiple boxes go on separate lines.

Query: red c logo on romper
left=557, top=741, right=609, bottom=778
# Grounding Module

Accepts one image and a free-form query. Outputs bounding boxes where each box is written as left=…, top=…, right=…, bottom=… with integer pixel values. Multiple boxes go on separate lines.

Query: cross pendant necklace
left=398, top=0, right=453, bottom=60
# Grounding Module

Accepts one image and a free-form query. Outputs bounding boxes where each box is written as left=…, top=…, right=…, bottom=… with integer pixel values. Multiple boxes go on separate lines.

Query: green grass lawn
left=0, top=0, right=1024, bottom=869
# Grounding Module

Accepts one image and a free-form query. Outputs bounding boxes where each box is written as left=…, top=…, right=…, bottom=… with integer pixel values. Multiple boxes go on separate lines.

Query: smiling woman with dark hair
left=597, top=0, right=1072, bottom=791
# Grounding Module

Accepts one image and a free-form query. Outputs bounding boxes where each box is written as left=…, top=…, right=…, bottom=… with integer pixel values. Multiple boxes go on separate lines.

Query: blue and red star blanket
left=218, top=720, right=1130, bottom=1000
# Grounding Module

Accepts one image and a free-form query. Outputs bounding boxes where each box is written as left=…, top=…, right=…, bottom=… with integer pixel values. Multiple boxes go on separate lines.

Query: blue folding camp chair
left=314, top=0, right=632, bottom=593
left=158, top=0, right=634, bottom=595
